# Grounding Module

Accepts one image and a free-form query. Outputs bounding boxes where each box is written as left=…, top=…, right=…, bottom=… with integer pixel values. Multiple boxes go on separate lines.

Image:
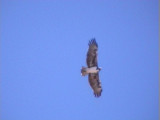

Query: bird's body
left=81, top=38, right=102, bottom=97
left=81, top=66, right=99, bottom=76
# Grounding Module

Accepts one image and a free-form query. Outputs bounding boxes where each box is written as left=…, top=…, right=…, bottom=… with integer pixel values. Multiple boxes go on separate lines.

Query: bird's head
left=97, top=67, right=102, bottom=71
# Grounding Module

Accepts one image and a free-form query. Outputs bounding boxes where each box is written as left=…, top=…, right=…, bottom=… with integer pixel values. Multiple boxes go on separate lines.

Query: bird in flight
left=81, top=38, right=102, bottom=97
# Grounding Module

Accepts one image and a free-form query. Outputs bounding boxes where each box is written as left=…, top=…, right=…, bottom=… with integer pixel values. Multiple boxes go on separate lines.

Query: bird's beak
left=99, top=67, right=102, bottom=71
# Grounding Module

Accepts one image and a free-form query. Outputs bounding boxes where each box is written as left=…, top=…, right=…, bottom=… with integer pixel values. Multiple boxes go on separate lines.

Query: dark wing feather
left=88, top=73, right=102, bottom=97
left=87, top=38, right=98, bottom=68
left=87, top=39, right=102, bottom=97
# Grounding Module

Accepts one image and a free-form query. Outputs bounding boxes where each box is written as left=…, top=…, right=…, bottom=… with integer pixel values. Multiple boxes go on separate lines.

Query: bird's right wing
left=86, top=39, right=98, bottom=68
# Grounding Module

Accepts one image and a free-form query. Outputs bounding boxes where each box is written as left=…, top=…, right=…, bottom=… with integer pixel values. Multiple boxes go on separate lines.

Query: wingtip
left=94, top=93, right=101, bottom=97
left=88, top=38, right=98, bottom=47
left=94, top=89, right=102, bottom=98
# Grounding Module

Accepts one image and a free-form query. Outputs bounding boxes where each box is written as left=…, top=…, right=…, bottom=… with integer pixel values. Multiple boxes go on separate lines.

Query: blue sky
left=1, top=0, right=158, bottom=120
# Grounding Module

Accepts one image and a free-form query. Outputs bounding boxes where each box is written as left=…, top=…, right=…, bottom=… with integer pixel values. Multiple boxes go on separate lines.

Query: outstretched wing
left=87, top=38, right=102, bottom=97
left=88, top=73, right=102, bottom=97
left=86, top=38, right=98, bottom=68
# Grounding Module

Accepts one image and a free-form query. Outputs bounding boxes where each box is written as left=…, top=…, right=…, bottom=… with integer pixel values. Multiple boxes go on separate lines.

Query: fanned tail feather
left=81, top=67, right=88, bottom=76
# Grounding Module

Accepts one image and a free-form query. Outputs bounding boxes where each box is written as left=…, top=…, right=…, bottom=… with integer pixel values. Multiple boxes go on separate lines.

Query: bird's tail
left=81, top=66, right=88, bottom=76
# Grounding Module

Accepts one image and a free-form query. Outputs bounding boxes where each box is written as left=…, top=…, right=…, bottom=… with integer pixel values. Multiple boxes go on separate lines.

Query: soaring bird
left=81, top=38, right=102, bottom=97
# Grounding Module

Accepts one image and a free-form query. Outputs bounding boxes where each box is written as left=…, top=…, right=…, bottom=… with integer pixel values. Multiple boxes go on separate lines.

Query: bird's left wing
left=88, top=73, right=102, bottom=97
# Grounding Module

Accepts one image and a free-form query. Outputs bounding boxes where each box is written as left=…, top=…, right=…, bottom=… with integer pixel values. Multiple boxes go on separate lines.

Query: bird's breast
left=86, top=67, right=99, bottom=73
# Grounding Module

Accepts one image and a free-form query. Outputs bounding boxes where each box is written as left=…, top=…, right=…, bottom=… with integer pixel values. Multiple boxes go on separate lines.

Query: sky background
left=1, top=0, right=159, bottom=120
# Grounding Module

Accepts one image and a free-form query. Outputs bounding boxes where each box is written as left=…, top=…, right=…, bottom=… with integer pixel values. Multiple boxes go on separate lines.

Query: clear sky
left=1, top=0, right=158, bottom=120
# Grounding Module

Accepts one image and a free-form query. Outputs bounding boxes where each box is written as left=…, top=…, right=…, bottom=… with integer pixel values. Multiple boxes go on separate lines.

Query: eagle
left=81, top=38, right=102, bottom=97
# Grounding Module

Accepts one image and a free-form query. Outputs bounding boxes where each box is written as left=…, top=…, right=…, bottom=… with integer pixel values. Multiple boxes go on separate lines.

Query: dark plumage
left=81, top=38, right=102, bottom=97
